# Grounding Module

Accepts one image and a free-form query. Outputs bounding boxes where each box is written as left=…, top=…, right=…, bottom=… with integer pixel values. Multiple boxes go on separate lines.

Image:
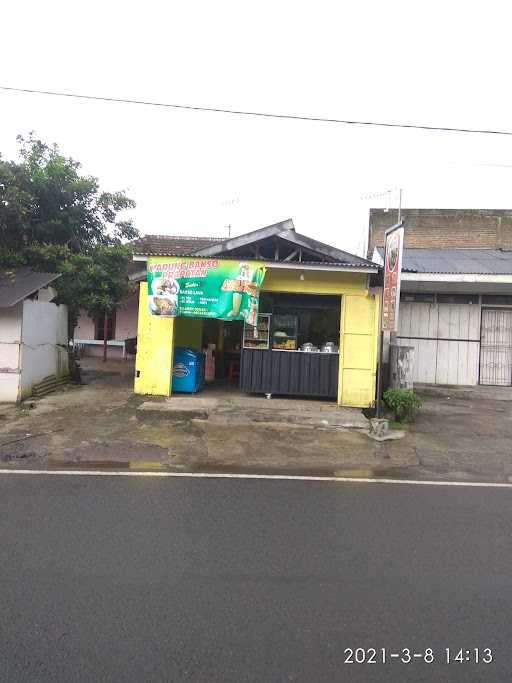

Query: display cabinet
left=242, top=313, right=271, bottom=350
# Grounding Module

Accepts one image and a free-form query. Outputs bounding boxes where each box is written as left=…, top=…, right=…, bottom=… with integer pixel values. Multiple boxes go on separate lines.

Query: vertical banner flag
left=382, top=223, right=404, bottom=331
left=147, top=257, right=266, bottom=325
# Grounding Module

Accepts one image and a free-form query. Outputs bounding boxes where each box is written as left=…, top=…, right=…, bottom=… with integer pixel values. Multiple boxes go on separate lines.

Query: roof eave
left=402, top=273, right=512, bottom=283
left=130, top=260, right=378, bottom=276
left=267, top=262, right=378, bottom=274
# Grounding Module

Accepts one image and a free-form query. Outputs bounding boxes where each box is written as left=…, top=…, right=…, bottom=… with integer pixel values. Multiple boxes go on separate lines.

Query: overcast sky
left=2, top=1, right=512, bottom=255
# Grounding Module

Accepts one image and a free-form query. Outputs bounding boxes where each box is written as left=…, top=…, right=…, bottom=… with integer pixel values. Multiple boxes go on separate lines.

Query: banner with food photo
left=147, top=257, right=266, bottom=325
left=382, top=223, right=404, bottom=331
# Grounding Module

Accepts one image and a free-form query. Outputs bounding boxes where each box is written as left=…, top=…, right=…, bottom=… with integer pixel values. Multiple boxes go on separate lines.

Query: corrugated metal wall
left=397, top=302, right=481, bottom=385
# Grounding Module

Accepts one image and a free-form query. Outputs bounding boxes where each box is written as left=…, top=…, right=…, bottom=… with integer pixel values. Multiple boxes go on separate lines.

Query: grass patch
left=390, top=421, right=410, bottom=431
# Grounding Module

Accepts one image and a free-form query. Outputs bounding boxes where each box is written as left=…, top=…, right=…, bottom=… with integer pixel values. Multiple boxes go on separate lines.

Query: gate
left=479, top=309, right=512, bottom=386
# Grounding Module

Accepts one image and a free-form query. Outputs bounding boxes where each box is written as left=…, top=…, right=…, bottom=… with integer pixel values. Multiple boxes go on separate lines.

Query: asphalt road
left=1, top=474, right=511, bottom=682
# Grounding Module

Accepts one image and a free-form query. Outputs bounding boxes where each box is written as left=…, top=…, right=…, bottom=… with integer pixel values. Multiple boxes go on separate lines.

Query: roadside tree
left=0, top=134, right=138, bottom=360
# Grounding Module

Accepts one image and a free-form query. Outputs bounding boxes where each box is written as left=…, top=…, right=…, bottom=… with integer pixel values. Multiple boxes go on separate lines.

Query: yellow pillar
left=134, top=282, right=175, bottom=396
left=338, top=293, right=379, bottom=407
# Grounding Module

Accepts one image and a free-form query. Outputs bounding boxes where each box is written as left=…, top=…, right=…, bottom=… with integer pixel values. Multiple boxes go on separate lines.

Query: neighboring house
left=74, top=236, right=222, bottom=358
left=0, top=268, right=69, bottom=402
left=74, top=292, right=140, bottom=359
left=369, top=209, right=512, bottom=387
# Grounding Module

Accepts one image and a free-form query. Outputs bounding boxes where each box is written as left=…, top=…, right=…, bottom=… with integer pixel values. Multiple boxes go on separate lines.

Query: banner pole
left=376, top=219, right=404, bottom=418
left=376, top=294, right=384, bottom=419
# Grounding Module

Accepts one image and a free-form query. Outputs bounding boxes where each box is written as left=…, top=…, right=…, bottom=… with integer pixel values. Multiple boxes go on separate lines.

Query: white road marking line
left=0, top=468, right=510, bottom=488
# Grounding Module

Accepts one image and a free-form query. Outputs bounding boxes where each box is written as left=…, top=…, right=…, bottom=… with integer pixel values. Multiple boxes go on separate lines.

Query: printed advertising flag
left=147, top=257, right=266, bottom=325
left=382, top=224, right=404, bottom=331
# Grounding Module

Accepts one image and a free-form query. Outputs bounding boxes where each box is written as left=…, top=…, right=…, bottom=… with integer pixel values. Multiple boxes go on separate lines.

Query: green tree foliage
left=0, top=134, right=138, bottom=341
left=0, top=134, right=137, bottom=249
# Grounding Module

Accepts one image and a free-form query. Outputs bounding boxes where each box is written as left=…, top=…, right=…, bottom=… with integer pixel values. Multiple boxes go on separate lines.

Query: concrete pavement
left=0, top=472, right=511, bottom=681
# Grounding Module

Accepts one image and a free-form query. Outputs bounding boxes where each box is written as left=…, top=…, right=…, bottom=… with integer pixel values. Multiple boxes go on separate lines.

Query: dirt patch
left=1, top=359, right=511, bottom=481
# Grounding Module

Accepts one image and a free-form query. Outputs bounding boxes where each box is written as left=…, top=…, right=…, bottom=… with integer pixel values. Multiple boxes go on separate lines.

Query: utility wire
left=2, top=85, right=512, bottom=137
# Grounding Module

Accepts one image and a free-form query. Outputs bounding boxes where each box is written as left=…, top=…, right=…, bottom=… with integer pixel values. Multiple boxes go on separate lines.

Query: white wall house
left=0, top=269, right=69, bottom=402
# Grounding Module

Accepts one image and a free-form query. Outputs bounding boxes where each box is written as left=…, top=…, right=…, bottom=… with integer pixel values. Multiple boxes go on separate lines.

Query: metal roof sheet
left=0, top=268, right=60, bottom=307
left=377, top=247, right=512, bottom=274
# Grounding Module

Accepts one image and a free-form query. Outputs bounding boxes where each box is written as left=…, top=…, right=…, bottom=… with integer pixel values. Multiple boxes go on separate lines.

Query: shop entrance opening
left=170, top=292, right=342, bottom=400
left=203, top=319, right=244, bottom=387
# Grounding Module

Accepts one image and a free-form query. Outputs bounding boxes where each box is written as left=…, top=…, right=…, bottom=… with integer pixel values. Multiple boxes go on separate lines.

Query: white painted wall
left=0, top=303, right=22, bottom=402
left=19, top=300, right=69, bottom=399
left=38, top=285, right=58, bottom=303
left=397, top=302, right=481, bottom=385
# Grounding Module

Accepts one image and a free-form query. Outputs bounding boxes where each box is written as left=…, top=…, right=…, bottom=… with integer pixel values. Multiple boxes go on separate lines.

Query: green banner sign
left=147, top=257, right=266, bottom=324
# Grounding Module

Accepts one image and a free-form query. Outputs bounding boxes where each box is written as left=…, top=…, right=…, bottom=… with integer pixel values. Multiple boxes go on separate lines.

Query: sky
left=2, top=0, right=512, bottom=256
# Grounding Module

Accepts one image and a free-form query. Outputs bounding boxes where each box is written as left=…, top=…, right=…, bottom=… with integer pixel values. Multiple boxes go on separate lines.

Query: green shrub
left=383, top=388, right=422, bottom=423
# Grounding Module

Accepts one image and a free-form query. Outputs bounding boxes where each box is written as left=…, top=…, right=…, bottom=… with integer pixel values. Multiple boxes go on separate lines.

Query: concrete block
left=369, top=418, right=389, bottom=437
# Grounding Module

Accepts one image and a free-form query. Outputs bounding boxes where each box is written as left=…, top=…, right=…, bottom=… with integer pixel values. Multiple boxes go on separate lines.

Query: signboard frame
left=381, top=222, right=405, bottom=332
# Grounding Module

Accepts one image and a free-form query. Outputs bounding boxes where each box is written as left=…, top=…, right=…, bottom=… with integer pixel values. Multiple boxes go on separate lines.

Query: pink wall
left=74, top=310, right=96, bottom=340
left=73, top=289, right=139, bottom=358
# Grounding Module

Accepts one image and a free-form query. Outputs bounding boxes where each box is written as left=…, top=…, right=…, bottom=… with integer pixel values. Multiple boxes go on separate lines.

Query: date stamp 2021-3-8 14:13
left=344, top=647, right=493, bottom=666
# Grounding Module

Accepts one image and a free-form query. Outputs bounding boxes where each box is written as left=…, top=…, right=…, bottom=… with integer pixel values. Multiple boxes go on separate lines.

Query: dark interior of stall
left=201, top=318, right=244, bottom=384
left=259, top=292, right=341, bottom=351
left=199, top=293, right=341, bottom=392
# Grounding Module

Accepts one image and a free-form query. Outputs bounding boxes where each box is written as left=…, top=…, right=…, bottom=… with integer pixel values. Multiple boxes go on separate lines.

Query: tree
left=0, top=134, right=137, bottom=249
left=0, top=134, right=139, bottom=360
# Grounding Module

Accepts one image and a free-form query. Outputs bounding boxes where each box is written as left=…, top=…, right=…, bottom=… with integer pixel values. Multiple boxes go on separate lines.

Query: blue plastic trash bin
left=172, top=347, right=205, bottom=393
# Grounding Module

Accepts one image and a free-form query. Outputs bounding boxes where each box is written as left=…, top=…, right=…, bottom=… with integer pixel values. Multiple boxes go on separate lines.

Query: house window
left=94, top=313, right=115, bottom=341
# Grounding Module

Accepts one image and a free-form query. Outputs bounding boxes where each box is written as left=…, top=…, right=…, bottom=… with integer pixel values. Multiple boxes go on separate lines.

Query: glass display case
left=242, top=313, right=271, bottom=350
left=272, top=314, right=298, bottom=350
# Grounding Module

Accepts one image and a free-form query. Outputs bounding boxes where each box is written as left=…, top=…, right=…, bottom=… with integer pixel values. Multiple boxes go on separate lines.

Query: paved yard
left=0, top=360, right=511, bottom=481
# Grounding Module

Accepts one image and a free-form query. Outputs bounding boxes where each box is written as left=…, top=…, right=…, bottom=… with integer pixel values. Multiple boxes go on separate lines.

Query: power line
left=2, top=85, right=512, bottom=137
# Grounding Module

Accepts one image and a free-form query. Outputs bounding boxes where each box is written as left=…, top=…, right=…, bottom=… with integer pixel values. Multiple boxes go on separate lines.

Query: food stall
left=240, top=293, right=341, bottom=398
left=132, top=220, right=381, bottom=408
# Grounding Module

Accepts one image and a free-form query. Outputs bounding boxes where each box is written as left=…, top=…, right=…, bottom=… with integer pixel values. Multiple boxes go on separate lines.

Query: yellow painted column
left=134, top=282, right=175, bottom=396
left=338, top=293, right=379, bottom=407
